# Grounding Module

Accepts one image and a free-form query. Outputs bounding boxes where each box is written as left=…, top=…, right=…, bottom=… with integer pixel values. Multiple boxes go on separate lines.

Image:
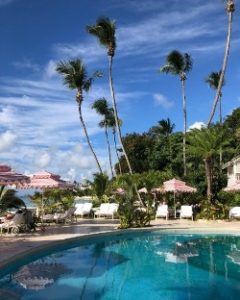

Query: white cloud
left=35, top=152, right=51, bottom=168
left=55, top=2, right=229, bottom=63
left=44, top=60, right=57, bottom=78
left=0, top=75, right=112, bottom=180
left=153, top=93, right=174, bottom=109
left=0, top=130, right=17, bottom=152
left=12, top=59, right=39, bottom=72
left=188, top=121, right=206, bottom=131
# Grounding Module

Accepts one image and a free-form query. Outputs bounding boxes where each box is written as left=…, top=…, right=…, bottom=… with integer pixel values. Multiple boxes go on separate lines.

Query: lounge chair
left=54, top=207, right=76, bottom=223
left=229, top=207, right=240, bottom=219
left=155, top=204, right=169, bottom=220
left=74, top=203, right=93, bottom=219
left=42, top=214, right=55, bottom=222
left=180, top=205, right=193, bottom=221
left=94, top=203, right=119, bottom=219
left=0, top=211, right=25, bottom=234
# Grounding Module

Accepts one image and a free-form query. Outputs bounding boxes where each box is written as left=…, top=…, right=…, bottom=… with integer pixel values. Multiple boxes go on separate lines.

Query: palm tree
left=158, top=118, right=175, bottom=137
left=206, top=71, right=225, bottom=124
left=87, top=17, right=144, bottom=205
left=91, top=172, right=109, bottom=201
left=107, top=110, right=123, bottom=175
left=206, top=71, right=225, bottom=166
left=56, top=59, right=103, bottom=174
left=92, top=98, right=114, bottom=177
left=188, top=126, right=229, bottom=203
left=159, top=118, right=175, bottom=172
left=86, top=17, right=132, bottom=174
left=160, top=50, right=193, bottom=177
left=207, top=0, right=235, bottom=126
left=0, top=187, right=26, bottom=212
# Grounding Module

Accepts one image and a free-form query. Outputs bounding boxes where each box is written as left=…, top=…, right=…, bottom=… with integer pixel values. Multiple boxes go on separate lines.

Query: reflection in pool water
left=1, top=233, right=240, bottom=299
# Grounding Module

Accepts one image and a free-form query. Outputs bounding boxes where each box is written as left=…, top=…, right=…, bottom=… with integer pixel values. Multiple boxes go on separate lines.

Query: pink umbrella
left=0, top=164, right=30, bottom=186
left=163, top=178, right=197, bottom=218
left=21, top=171, right=74, bottom=220
left=164, top=178, right=197, bottom=193
left=223, top=183, right=240, bottom=192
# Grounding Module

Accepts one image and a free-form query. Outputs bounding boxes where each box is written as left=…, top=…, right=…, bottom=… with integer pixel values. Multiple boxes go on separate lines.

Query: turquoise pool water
left=1, top=232, right=240, bottom=300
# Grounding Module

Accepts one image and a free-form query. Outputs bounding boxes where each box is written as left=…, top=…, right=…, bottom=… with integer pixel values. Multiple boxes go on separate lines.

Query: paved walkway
left=0, top=219, right=240, bottom=269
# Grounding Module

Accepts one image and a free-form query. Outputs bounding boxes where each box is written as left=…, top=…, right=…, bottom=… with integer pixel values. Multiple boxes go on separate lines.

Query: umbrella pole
left=41, top=193, right=43, bottom=223
left=174, top=192, right=176, bottom=219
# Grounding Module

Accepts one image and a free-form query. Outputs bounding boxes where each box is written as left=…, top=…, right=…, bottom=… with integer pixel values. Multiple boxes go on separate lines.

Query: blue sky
left=0, top=0, right=240, bottom=181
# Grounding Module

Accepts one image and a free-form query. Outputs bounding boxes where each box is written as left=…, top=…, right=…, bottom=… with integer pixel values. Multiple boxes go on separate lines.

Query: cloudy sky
left=0, top=0, right=240, bottom=181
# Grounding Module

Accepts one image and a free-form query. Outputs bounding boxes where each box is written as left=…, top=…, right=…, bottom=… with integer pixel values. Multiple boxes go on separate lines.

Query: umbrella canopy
left=154, top=178, right=197, bottom=218
left=22, top=171, right=74, bottom=189
left=223, top=183, right=240, bottom=192
left=163, top=178, right=197, bottom=193
left=0, top=164, right=30, bottom=186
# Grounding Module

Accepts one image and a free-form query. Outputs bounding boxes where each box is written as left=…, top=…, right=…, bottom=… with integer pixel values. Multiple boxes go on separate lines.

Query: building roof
left=222, top=154, right=240, bottom=169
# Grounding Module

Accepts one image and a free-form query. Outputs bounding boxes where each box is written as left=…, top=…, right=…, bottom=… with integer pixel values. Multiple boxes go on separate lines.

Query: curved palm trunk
left=219, top=96, right=223, bottom=167
left=108, top=56, right=132, bottom=173
left=113, top=128, right=122, bottom=175
left=108, top=56, right=143, bottom=205
left=78, top=102, right=103, bottom=174
left=207, top=4, right=234, bottom=126
left=104, top=124, right=114, bottom=178
left=181, top=79, right=187, bottom=177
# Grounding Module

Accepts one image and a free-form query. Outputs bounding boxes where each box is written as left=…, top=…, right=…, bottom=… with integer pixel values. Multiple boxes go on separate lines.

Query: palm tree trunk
left=204, top=157, right=213, bottom=204
left=108, top=55, right=143, bottom=206
left=104, top=124, right=114, bottom=177
left=108, top=56, right=132, bottom=173
left=181, top=79, right=187, bottom=177
left=207, top=4, right=234, bottom=126
left=113, top=128, right=122, bottom=175
left=78, top=102, right=103, bottom=174
left=219, top=96, right=223, bottom=168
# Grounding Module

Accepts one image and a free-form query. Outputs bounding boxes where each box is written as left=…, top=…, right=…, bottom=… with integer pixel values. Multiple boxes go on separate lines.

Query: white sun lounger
left=94, top=203, right=119, bottom=219
left=74, top=203, right=93, bottom=219
left=229, top=207, right=240, bottom=219
left=180, top=205, right=193, bottom=221
left=155, top=204, right=169, bottom=220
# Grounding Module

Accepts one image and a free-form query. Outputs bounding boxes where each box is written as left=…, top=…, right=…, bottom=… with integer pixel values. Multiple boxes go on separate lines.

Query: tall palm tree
left=107, top=110, right=123, bottom=175
left=86, top=17, right=132, bottom=174
left=56, top=59, right=103, bottom=174
left=92, top=98, right=114, bottom=177
left=206, top=71, right=225, bottom=166
left=207, top=0, right=235, bottom=126
left=87, top=17, right=144, bottom=205
left=160, top=50, right=193, bottom=176
left=188, top=126, right=229, bottom=203
left=206, top=71, right=225, bottom=124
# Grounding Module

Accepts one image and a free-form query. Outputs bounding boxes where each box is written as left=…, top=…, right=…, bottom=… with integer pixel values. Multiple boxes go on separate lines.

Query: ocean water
left=0, top=232, right=240, bottom=300
left=16, top=189, right=36, bottom=207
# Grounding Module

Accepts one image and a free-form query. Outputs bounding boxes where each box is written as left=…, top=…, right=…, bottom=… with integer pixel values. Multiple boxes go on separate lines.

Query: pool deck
left=0, top=218, right=239, bottom=269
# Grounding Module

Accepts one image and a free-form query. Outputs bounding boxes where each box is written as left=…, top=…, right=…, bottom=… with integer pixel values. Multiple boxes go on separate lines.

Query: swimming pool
left=0, top=231, right=240, bottom=300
